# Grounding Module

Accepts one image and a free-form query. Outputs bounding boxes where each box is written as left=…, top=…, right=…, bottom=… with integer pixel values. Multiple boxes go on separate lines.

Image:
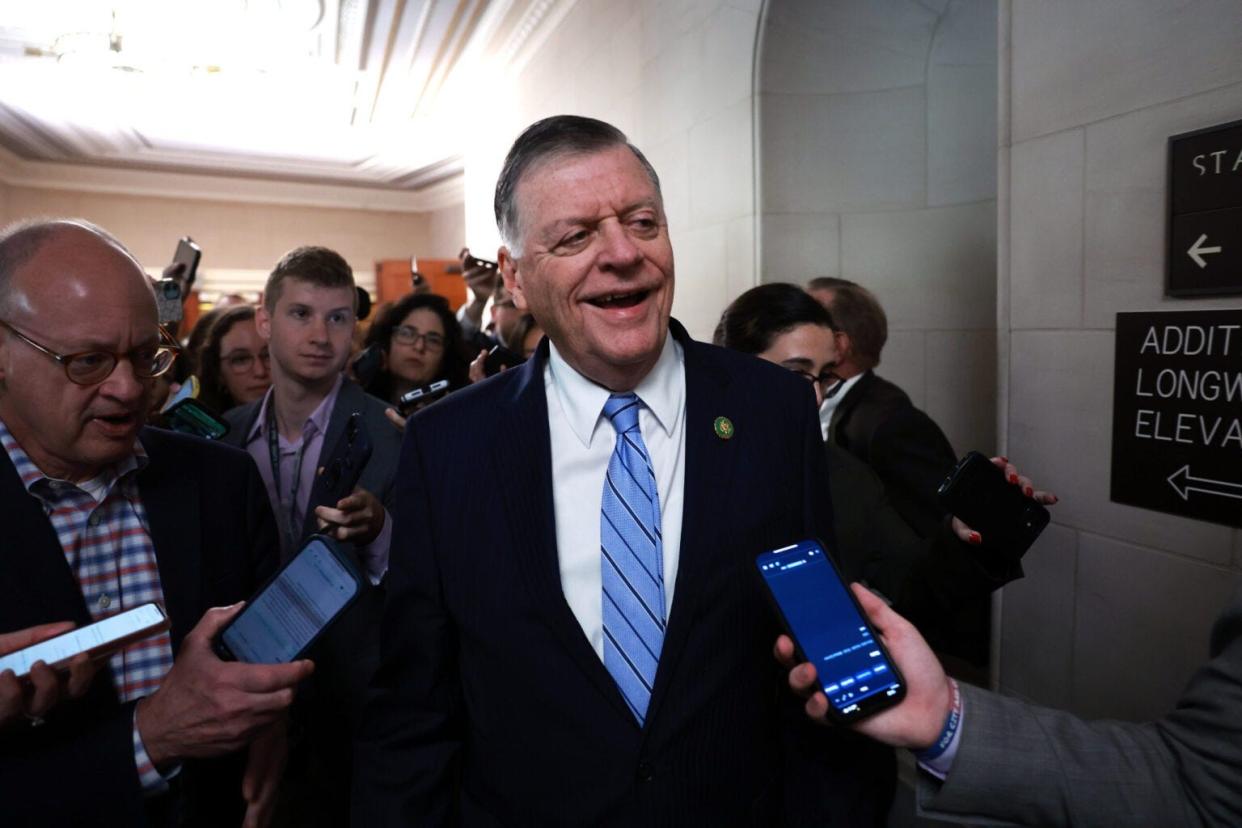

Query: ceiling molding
left=0, top=142, right=463, bottom=213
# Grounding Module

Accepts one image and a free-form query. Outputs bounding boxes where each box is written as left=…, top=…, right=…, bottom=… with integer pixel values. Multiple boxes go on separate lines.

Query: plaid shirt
left=0, top=419, right=175, bottom=793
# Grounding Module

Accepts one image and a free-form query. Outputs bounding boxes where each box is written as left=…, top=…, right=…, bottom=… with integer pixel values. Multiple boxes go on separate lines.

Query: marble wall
left=757, top=0, right=999, bottom=456
left=997, top=0, right=1242, bottom=719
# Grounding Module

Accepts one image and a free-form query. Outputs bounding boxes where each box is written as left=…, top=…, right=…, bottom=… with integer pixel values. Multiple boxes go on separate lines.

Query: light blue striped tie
left=601, top=392, right=666, bottom=724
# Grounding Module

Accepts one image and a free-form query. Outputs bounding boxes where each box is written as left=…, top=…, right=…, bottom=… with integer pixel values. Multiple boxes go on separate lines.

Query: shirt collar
left=246, top=373, right=345, bottom=445
left=0, top=414, right=148, bottom=501
left=820, top=370, right=866, bottom=421
left=547, top=332, right=684, bottom=448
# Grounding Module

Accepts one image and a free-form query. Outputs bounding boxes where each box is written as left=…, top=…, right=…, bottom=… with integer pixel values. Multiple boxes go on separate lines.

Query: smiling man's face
left=500, top=144, right=674, bottom=391
left=0, top=227, right=161, bottom=482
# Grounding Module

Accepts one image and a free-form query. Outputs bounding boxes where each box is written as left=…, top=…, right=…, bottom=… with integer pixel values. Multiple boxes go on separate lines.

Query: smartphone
left=397, top=379, right=450, bottom=415
left=214, top=535, right=362, bottom=664
left=155, top=238, right=202, bottom=324
left=163, top=396, right=230, bottom=440
left=756, top=539, right=906, bottom=723
left=0, top=603, right=169, bottom=679
left=172, top=237, right=201, bottom=288
left=483, top=344, right=525, bottom=376
left=314, top=412, right=372, bottom=510
left=937, top=451, right=1050, bottom=554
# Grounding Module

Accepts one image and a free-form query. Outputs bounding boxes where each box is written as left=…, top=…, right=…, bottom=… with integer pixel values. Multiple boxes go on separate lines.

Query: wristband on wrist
left=914, top=678, right=961, bottom=762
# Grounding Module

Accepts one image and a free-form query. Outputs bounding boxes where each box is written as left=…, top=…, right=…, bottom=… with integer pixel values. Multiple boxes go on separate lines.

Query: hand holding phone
left=397, top=379, right=450, bottom=415
left=776, top=584, right=954, bottom=749
left=0, top=622, right=102, bottom=727
left=938, top=452, right=1051, bottom=553
left=135, top=603, right=312, bottom=768
left=757, top=539, right=906, bottom=723
left=214, top=536, right=363, bottom=664
left=0, top=603, right=169, bottom=679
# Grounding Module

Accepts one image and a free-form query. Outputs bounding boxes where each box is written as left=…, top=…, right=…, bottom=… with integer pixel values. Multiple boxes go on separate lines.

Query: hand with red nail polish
left=951, top=456, right=1059, bottom=544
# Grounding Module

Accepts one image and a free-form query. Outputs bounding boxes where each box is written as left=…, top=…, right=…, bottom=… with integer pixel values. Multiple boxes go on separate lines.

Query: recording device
left=160, top=378, right=229, bottom=440
left=937, top=451, right=1050, bottom=554
left=756, top=538, right=906, bottom=723
left=155, top=237, right=201, bottom=324
left=397, top=379, right=450, bottom=415
left=214, top=536, right=362, bottom=664
left=314, top=412, right=373, bottom=512
left=483, top=344, right=525, bottom=376
left=462, top=251, right=498, bottom=273
left=0, top=603, right=169, bottom=679
left=350, top=343, right=384, bottom=388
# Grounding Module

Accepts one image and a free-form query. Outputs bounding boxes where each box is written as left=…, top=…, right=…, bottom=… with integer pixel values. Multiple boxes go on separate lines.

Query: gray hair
left=493, top=115, right=662, bottom=255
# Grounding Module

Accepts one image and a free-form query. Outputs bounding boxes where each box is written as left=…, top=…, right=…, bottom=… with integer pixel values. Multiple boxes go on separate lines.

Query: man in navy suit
left=354, top=115, right=893, bottom=825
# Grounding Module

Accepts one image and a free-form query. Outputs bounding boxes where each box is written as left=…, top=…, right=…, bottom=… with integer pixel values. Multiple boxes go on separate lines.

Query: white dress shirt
left=819, top=371, right=865, bottom=440
left=545, top=333, right=686, bottom=660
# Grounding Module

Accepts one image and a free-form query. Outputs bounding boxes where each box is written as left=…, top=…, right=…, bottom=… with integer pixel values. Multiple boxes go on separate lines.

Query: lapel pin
left=713, top=416, right=734, bottom=440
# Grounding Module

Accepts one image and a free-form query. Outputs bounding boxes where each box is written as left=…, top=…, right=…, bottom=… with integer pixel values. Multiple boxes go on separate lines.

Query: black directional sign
left=1111, top=309, right=1242, bottom=528
left=1168, top=119, right=1242, bottom=297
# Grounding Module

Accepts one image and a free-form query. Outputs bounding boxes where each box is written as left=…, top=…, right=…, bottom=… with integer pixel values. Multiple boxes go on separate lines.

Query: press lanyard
left=266, top=400, right=307, bottom=550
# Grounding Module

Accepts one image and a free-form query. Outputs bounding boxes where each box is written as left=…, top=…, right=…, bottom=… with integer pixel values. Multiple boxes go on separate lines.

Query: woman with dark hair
left=363, top=293, right=468, bottom=405
left=715, top=283, right=1056, bottom=651
left=198, top=305, right=271, bottom=414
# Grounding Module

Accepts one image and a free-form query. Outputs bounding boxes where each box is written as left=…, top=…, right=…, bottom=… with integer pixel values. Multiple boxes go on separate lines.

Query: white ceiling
left=0, top=0, right=559, bottom=194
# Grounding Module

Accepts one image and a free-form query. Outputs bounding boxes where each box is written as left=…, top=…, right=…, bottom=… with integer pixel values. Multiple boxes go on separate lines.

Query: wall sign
left=1111, top=309, right=1242, bottom=528
left=1168, top=119, right=1242, bottom=297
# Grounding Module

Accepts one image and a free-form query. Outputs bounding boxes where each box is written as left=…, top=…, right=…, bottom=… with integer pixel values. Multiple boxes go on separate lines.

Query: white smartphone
left=0, top=603, right=169, bottom=679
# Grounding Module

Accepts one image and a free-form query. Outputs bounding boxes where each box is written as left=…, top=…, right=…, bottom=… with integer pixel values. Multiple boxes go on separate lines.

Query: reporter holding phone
left=775, top=582, right=1242, bottom=827
left=0, top=622, right=98, bottom=730
left=0, top=219, right=309, bottom=827
left=221, top=246, right=403, bottom=827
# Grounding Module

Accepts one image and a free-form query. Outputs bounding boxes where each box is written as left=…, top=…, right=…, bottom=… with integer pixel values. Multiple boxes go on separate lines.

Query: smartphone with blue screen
left=756, top=538, right=906, bottom=723
left=214, top=535, right=362, bottom=664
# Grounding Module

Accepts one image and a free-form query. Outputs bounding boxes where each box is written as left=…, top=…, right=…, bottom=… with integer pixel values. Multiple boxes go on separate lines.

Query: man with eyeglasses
left=221, top=245, right=401, bottom=827
left=0, top=219, right=312, bottom=827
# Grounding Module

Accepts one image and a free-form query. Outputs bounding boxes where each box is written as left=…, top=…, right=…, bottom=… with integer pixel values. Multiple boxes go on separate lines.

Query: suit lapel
left=492, top=343, right=635, bottom=723
left=829, top=370, right=872, bottom=444
left=643, top=324, right=741, bottom=728
left=137, top=430, right=202, bottom=649
left=0, top=451, right=92, bottom=627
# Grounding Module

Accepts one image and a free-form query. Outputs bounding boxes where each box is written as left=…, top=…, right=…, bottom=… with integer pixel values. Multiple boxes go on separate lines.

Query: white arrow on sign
left=1187, top=233, right=1222, bottom=268
left=1167, top=464, right=1242, bottom=502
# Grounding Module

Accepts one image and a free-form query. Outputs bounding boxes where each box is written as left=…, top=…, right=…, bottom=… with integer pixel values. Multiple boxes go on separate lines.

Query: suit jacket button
left=637, top=761, right=654, bottom=783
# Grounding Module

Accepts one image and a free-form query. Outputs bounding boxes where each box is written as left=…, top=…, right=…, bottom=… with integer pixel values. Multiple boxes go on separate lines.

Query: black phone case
left=937, top=451, right=1050, bottom=554
left=315, top=412, right=373, bottom=510
left=213, top=534, right=363, bottom=663
left=754, top=538, right=907, bottom=724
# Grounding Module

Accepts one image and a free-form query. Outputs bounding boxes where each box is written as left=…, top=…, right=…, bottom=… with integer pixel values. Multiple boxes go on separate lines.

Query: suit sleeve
left=353, top=420, right=462, bottom=826
left=917, top=684, right=1205, bottom=827
left=865, top=408, right=957, bottom=539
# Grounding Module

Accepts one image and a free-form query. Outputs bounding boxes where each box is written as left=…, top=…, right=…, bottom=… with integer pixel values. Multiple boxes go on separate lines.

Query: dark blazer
left=828, top=371, right=957, bottom=540
left=917, top=581, right=1242, bottom=827
left=354, top=320, right=897, bottom=826
left=824, top=443, right=1022, bottom=649
left=223, top=377, right=402, bottom=826
left=0, top=428, right=277, bottom=828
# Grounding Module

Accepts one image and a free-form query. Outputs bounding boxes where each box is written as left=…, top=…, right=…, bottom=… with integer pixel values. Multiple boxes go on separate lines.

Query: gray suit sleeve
left=916, top=592, right=1242, bottom=827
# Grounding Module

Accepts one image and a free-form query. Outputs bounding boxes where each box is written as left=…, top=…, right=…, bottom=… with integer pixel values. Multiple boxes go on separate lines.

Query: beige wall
left=425, top=202, right=467, bottom=260
left=997, top=0, right=1242, bottom=720
left=757, top=0, right=999, bottom=457
left=461, top=0, right=765, bottom=340
left=3, top=186, right=434, bottom=294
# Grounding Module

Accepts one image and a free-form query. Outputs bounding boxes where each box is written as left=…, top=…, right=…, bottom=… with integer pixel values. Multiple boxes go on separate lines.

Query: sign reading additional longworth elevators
left=1168, top=119, right=1242, bottom=297
left=1111, top=309, right=1242, bottom=528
